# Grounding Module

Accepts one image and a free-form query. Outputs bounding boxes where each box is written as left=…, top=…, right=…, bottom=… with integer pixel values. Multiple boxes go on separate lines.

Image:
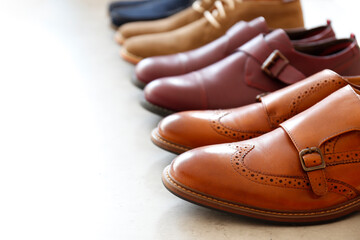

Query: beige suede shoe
left=114, top=0, right=215, bottom=44
left=121, top=0, right=304, bottom=64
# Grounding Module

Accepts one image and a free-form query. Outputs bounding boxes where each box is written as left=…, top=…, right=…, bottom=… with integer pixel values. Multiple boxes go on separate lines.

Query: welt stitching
left=166, top=170, right=360, bottom=217
left=154, top=132, right=191, bottom=151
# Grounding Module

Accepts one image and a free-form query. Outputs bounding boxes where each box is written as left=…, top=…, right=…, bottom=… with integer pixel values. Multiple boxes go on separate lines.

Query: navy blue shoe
left=108, top=0, right=148, bottom=12
left=110, top=0, right=194, bottom=27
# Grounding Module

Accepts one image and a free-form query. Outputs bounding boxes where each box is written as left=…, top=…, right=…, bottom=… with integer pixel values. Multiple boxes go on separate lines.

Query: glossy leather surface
left=144, top=30, right=360, bottom=112
left=163, top=85, right=360, bottom=222
left=152, top=70, right=360, bottom=153
left=136, top=18, right=335, bottom=85
left=110, top=0, right=193, bottom=27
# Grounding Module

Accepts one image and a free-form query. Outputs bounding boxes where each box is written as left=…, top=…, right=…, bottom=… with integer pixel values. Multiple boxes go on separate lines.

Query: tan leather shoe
left=121, top=0, right=304, bottom=63
left=152, top=70, right=360, bottom=154
left=115, top=0, right=215, bottom=45
left=163, top=85, right=360, bottom=223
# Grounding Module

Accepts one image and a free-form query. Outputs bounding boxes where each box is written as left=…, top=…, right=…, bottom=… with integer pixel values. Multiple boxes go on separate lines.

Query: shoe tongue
left=265, top=29, right=293, bottom=50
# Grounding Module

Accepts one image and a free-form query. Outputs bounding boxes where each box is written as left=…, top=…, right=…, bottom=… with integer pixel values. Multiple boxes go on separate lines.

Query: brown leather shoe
left=143, top=30, right=360, bottom=115
left=151, top=70, right=360, bottom=154
left=121, top=0, right=304, bottom=63
left=115, top=0, right=215, bottom=45
left=134, top=19, right=334, bottom=88
left=163, top=85, right=360, bottom=223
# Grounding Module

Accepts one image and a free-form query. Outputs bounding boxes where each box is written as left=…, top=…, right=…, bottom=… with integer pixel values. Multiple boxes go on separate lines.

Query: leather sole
left=131, top=71, right=146, bottom=89
left=162, top=166, right=360, bottom=223
left=140, top=97, right=175, bottom=116
left=114, top=31, right=125, bottom=45
left=151, top=128, right=190, bottom=154
left=120, top=48, right=142, bottom=64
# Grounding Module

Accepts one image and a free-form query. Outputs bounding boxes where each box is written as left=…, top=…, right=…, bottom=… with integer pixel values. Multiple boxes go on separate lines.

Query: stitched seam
left=328, top=159, right=360, bottom=166
left=209, top=112, right=266, bottom=141
left=230, top=144, right=306, bottom=179
left=319, top=128, right=360, bottom=146
left=321, top=170, right=328, bottom=194
left=324, top=150, right=360, bottom=165
left=267, top=78, right=346, bottom=127
left=166, top=169, right=360, bottom=217
left=323, top=136, right=337, bottom=154
left=153, top=131, right=191, bottom=152
left=261, top=100, right=276, bottom=130
left=288, top=79, right=338, bottom=117
left=216, top=111, right=267, bottom=133
left=317, top=86, right=360, bottom=145
left=279, top=125, right=300, bottom=151
left=230, top=144, right=356, bottom=198
left=327, top=179, right=360, bottom=196
left=326, top=148, right=360, bottom=155
left=332, top=136, right=340, bottom=153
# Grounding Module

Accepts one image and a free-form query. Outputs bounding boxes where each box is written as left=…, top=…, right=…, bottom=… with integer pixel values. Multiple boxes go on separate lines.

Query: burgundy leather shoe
left=133, top=19, right=335, bottom=88
left=143, top=30, right=360, bottom=116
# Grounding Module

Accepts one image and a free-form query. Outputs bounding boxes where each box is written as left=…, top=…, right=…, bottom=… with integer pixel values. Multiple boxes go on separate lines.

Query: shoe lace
left=204, top=0, right=243, bottom=28
left=192, top=0, right=212, bottom=13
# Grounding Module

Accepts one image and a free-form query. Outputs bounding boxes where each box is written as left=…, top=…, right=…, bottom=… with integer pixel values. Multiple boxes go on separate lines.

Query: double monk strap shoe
left=163, top=85, right=360, bottom=223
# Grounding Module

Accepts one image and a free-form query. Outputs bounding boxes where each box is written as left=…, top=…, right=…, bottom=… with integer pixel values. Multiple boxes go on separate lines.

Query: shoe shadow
left=153, top=201, right=360, bottom=239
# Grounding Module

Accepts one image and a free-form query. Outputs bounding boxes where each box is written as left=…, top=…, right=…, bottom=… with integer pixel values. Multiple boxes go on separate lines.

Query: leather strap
left=240, top=34, right=306, bottom=85
left=259, top=70, right=347, bottom=128
left=280, top=86, right=360, bottom=196
left=297, top=148, right=327, bottom=196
